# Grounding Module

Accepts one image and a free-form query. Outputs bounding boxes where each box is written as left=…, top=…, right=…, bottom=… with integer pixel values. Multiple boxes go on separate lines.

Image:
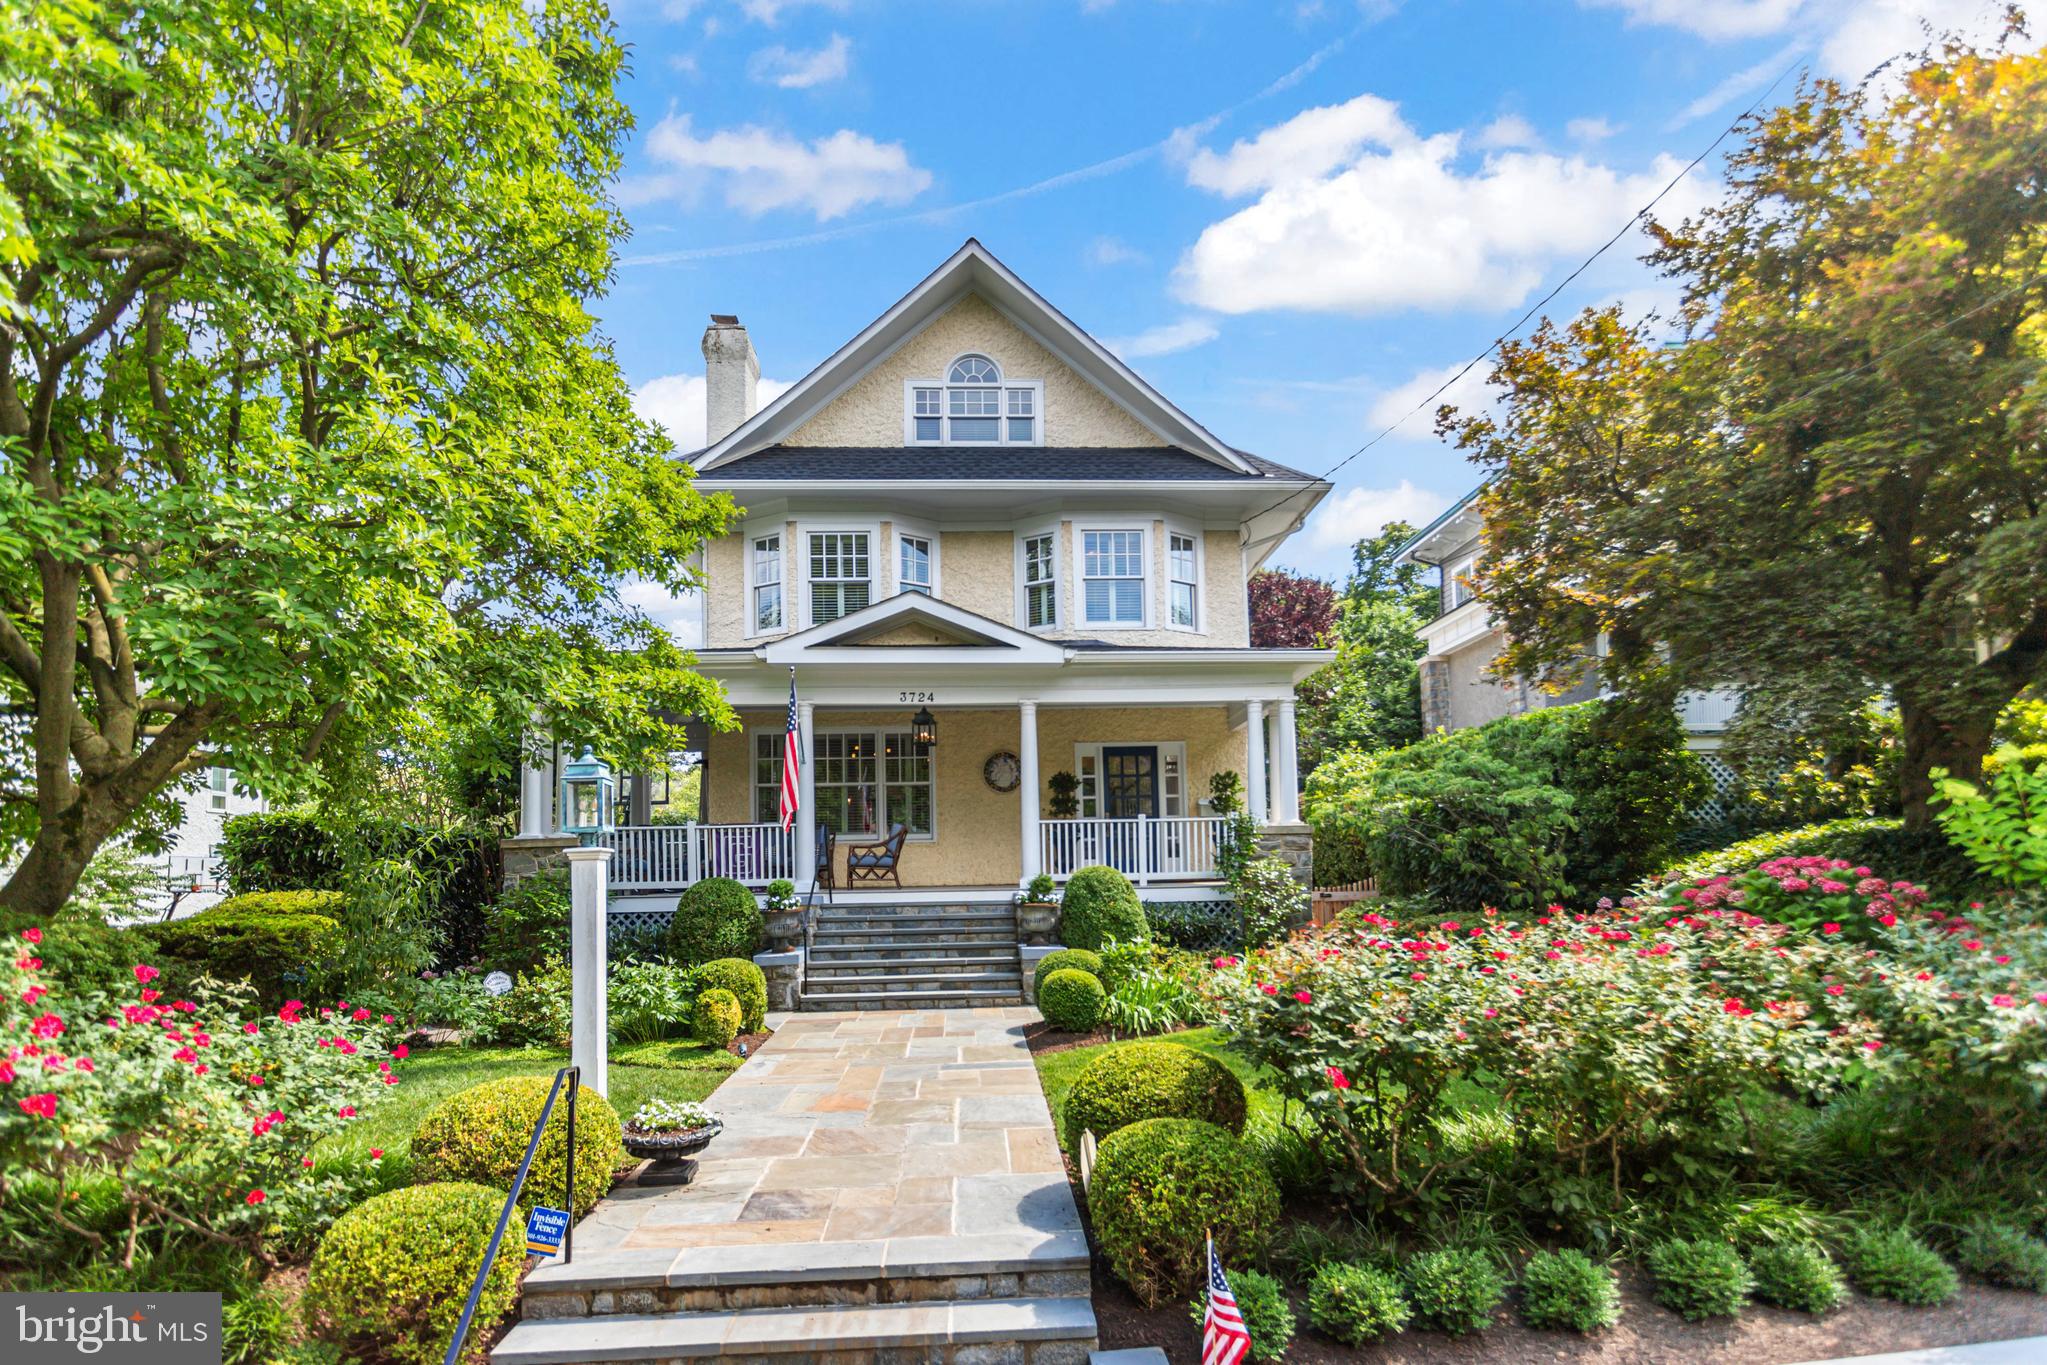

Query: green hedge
left=1039, top=969, right=1106, bottom=1032
left=691, top=988, right=741, bottom=1047
left=150, top=908, right=342, bottom=999
left=211, top=890, right=346, bottom=919
left=1031, top=948, right=1102, bottom=999
left=1059, top=866, right=1148, bottom=950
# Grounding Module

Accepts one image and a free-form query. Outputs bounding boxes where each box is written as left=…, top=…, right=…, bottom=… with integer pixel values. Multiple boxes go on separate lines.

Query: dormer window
left=906, top=355, right=1042, bottom=445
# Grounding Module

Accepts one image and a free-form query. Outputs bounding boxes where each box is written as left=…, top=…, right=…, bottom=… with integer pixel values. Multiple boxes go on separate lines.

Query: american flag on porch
left=778, top=667, right=802, bottom=832
left=1202, top=1235, right=1252, bottom=1365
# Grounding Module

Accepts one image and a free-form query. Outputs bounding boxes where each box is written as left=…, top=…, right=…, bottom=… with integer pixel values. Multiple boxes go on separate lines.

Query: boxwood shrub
left=1402, top=1248, right=1507, bottom=1335
left=1187, top=1266, right=1294, bottom=1362
left=664, top=877, right=763, bottom=965
left=210, top=890, right=347, bottom=918
left=1089, top=1118, right=1280, bottom=1307
left=1748, top=1243, right=1848, bottom=1314
left=1841, top=1228, right=1959, bottom=1305
left=1307, top=1261, right=1410, bottom=1345
left=1956, top=1220, right=2047, bottom=1293
left=150, top=906, right=342, bottom=999
left=1031, top=948, right=1102, bottom=999
left=1060, top=1040, right=1247, bottom=1150
left=1038, top=968, right=1106, bottom=1033
left=1517, top=1249, right=1620, bottom=1332
left=408, top=1076, right=623, bottom=1217
left=303, top=1181, right=519, bottom=1365
left=694, top=957, right=767, bottom=1033
left=1643, top=1239, right=1752, bottom=1321
left=1059, top=866, right=1148, bottom=950
left=691, top=988, right=742, bottom=1047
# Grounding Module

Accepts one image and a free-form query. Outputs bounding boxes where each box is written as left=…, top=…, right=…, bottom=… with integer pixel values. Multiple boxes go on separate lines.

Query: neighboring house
left=1396, top=484, right=1745, bottom=808
left=155, top=766, right=267, bottom=916
left=507, top=240, right=1334, bottom=905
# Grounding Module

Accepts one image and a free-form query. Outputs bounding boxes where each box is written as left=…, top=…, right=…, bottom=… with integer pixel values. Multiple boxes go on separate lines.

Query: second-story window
left=207, top=766, right=231, bottom=812
left=1082, top=528, right=1147, bottom=627
left=1446, top=552, right=1478, bottom=610
left=908, top=354, right=1042, bottom=445
left=1168, top=532, right=1199, bottom=628
left=751, top=534, right=782, bottom=631
left=809, top=531, right=870, bottom=624
left=899, top=534, right=932, bottom=594
left=1022, top=532, right=1058, bottom=628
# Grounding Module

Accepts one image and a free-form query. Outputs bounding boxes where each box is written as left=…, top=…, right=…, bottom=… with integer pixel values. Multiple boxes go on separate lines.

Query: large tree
left=1298, top=522, right=1433, bottom=770
left=1444, top=27, right=2047, bottom=826
left=0, top=0, right=736, bottom=916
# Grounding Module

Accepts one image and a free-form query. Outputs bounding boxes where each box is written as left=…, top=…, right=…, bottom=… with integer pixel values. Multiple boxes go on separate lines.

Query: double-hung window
left=752, top=730, right=934, bottom=838
left=1168, top=532, right=1199, bottom=629
left=808, top=531, right=870, bottom=624
left=898, top=534, right=933, bottom=594
left=1022, top=532, right=1058, bottom=629
left=1446, top=553, right=1478, bottom=610
left=907, top=355, right=1041, bottom=445
left=207, top=767, right=231, bottom=812
left=1082, top=529, right=1147, bottom=627
left=751, top=534, right=782, bottom=632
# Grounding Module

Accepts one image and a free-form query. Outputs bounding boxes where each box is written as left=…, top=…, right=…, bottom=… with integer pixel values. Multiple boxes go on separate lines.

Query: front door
left=1101, top=746, right=1157, bottom=875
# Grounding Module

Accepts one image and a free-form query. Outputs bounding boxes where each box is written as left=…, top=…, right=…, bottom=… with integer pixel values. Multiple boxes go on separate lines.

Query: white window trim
left=798, top=521, right=881, bottom=629
left=1164, top=522, right=1204, bottom=635
left=1446, top=552, right=1479, bottom=611
left=744, top=524, right=785, bottom=640
left=1014, top=520, right=1063, bottom=632
left=1070, top=741, right=1189, bottom=818
left=892, top=518, right=941, bottom=598
left=901, top=372, right=1046, bottom=447
left=749, top=724, right=938, bottom=843
left=1071, top=517, right=1153, bottom=631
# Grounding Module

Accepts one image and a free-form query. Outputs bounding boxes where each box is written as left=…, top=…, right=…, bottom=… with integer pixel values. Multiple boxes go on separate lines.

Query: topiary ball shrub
left=693, top=957, right=768, bottom=1033
left=1957, top=1221, right=2047, bottom=1293
left=1187, top=1267, right=1294, bottom=1362
left=1643, top=1239, right=1752, bottom=1321
left=1747, top=1243, right=1847, bottom=1314
left=1032, top=947, right=1103, bottom=999
left=1038, top=968, right=1107, bottom=1033
left=1518, top=1249, right=1620, bottom=1332
left=409, top=1076, right=623, bottom=1218
left=1089, top=1118, right=1280, bottom=1307
left=1402, top=1248, right=1508, bottom=1335
left=691, top=988, right=742, bottom=1047
left=1842, top=1228, right=1959, bottom=1305
left=664, top=877, right=763, bottom=965
left=1061, top=1040, right=1247, bottom=1150
left=303, top=1182, right=518, bottom=1365
left=1059, top=865, right=1148, bottom=951
left=1308, top=1261, right=1410, bottom=1345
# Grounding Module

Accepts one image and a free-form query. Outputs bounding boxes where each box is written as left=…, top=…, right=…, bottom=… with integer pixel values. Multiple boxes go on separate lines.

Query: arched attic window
left=908, top=353, right=1041, bottom=445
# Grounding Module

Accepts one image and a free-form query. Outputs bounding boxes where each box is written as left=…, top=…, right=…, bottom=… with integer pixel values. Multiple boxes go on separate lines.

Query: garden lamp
left=559, top=747, right=616, bottom=844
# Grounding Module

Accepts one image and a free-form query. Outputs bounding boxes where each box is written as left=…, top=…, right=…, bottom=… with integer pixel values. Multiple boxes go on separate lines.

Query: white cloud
left=747, top=33, right=851, bottom=89
left=623, top=116, right=932, bottom=221
left=1567, top=115, right=1620, bottom=143
left=1475, top=113, right=1541, bottom=151
left=1101, top=318, right=1220, bottom=360
left=739, top=0, right=848, bottom=24
left=1086, top=235, right=1147, bottom=267
left=1667, top=40, right=1806, bottom=127
left=1173, top=93, right=1713, bottom=316
left=1581, top=0, right=1804, bottom=40
left=1817, top=0, right=1998, bottom=81
left=1302, top=481, right=1452, bottom=553
left=620, top=579, right=705, bottom=650
left=660, top=0, right=700, bottom=18
left=633, top=371, right=795, bottom=452
left=1364, top=361, right=1496, bottom=435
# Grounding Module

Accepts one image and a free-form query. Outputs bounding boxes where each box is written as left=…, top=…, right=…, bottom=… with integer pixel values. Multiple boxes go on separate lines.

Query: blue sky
left=601, top=0, right=1999, bottom=585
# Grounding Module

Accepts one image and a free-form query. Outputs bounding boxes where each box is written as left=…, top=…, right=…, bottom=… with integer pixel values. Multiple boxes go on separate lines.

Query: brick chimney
left=702, top=314, right=758, bottom=446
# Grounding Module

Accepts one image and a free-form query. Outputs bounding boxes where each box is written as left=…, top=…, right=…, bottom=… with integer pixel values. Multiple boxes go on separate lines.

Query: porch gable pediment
left=758, top=592, right=1067, bottom=664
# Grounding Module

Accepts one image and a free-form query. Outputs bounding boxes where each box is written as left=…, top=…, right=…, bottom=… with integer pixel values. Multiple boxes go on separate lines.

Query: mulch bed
left=727, top=1029, right=771, bottom=1057
left=1022, top=1021, right=1194, bottom=1056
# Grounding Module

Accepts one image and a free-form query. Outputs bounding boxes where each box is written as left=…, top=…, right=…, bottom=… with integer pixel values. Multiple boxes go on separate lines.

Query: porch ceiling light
left=910, top=706, right=938, bottom=749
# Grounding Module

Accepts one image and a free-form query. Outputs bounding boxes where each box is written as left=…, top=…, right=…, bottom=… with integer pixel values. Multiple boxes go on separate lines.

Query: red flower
left=337, top=1105, right=357, bottom=1118
left=1820, top=923, right=1841, bottom=936
left=1863, top=1040, right=1883, bottom=1052
left=369, top=1149, right=384, bottom=1160
left=140, top=988, right=161, bottom=1003
left=74, top=1058, right=93, bottom=1073
left=1291, top=991, right=1312, bottom=1006
left=302, top=1159, right=315, bottom=1169
left=21, top=985, right=46, bottom=1005
left=1962, top=940, right=1983, bottom=952
left=19, top=1092, right=58, bottom=1119
left=22, top=927, right=43, bottom=944
left=1825, top=984, right=1846, bottom=996
left=1992, top=995, right=2017, bottom=1008
left=245, top=1189, right=266, bottom=1206
left=0, top=1061, right=14, bottom=1084
left=16, top=956, right=41, bottom=971
left=351, top=1008, right=370, bottom=1021
left=29, top=1014, right=64, bottom=1040
left=248, top=1074, right=265, bottom=1086
left=1258, top=983, right=1277, bottom=996
left=243, top=1021, right=260, bottom=1035
left=389, top=1044, right=409, bottom=1060
left=1325, top=1066, right=1350, bottom=1090
left=133, top=964, right=160, bottom=984
left=172, top=1048, right=198, bottom=1064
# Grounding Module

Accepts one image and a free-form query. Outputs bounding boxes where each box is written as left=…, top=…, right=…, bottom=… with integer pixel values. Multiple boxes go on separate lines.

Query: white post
left=519, top=714, right=552, bottom=837
left=794, top=700, right=816, bottom=890
left=1273, top=698, right=1301, bottom=824
left=1245, top=699, right=1267, bottom=828
left=1136, top=811, right=1151, bottom=887
left=1018, top=700, right=1041, bottom=886
left=565, top=845, right=611, bottom=1097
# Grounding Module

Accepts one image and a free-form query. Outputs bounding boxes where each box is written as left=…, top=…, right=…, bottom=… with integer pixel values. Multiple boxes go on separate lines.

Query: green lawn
left=318, top=1040, right=743, bottom=1183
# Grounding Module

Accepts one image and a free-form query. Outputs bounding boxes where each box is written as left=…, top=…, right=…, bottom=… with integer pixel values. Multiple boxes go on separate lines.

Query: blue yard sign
left=524, top=1207, right=570, bottom=1258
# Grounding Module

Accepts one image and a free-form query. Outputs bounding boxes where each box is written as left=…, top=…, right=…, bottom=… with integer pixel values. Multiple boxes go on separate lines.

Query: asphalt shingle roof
left=696, top=445, right=1320, bottom=483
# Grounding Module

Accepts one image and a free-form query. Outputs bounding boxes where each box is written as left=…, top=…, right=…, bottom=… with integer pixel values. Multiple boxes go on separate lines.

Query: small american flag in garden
left=1202, top=1235, right=1251, bottom=1365
left=779, top=667, right=801, bottom=832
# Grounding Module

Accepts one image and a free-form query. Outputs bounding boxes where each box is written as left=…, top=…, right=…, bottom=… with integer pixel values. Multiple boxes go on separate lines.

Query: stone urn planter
left=622, top=1100, right=722, bottom=1186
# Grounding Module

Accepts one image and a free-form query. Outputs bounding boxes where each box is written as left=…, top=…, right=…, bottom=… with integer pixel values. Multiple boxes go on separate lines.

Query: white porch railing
left=600, top=823, right=795, bottom=892
left=1039, top=815, right=1231, bottom=886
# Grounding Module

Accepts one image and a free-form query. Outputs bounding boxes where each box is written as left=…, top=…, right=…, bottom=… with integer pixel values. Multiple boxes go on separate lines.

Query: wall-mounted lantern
left=910, top=706, right=938, bottom=750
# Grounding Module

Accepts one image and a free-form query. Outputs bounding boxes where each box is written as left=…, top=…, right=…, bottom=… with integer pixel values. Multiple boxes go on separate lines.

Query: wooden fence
left=1309, top=879, right=1378, bottom=926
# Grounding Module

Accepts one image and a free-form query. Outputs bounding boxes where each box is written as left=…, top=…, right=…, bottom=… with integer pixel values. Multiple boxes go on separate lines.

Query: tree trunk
left=1895, top=695, right=1997, bottom=830
left=0, top=805, right=105, bottom=922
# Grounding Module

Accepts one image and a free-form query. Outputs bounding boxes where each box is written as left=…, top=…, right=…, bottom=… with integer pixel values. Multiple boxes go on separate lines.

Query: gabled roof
left=692, top=239, right=1256, bottom=476
left=701, top=445, right=1321, bottom=484
left=758, top=592, right=1067, bottom=665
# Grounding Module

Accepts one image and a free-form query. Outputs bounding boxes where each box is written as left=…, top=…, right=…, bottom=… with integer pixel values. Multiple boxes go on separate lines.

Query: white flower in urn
left=627, top=1097, right=719, bottom=1135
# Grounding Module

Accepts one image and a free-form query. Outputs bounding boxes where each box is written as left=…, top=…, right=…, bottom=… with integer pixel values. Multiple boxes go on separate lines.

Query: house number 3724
left=898, top=690, right=936, bottom=703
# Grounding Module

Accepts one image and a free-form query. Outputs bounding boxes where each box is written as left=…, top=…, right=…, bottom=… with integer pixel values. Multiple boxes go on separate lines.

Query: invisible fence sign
left=525, top=1207, right=570, bottom=1257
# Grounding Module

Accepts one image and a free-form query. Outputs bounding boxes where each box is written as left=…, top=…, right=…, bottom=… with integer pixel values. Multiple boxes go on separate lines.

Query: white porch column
left=1245, top=699, right=1267, bottom=827
left=1273, top=699, right=1301, bottom=824
left=1018, top=700, right=1041, bottom=885
left=518, top=713, right=552, bottom=837
left=794, top=699, right=816, bottom=890
left=564, top=844, right=611, bottom=1097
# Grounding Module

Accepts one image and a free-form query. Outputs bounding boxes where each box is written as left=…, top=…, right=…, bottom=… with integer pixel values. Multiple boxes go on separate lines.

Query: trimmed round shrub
left=1517, top=1249, right=1620, bottom=1333
left=1032, top=947, right=1102, bottom=999
left=694, top=957, right=768, bottom=1033
left=150, top=907, right=342, bottom=999
left=1038, top=968, right=1106, bottom=1033
left=1308, top=1261, right=1410, bottom=1345
left=1749, top=1243, right=1848, bottom=1314
left=409, top=1077, right=623, bottom=1217
left=1059, top=865, right=1148, bottom=951
left=1187, top=1267, right=1294, bottom=1362
left=1956, top=1220, right=2047, bottom=1293
left=1841, top=1228, right=1959, bottom=1305
left=303, top=1182, right=519, bottom=1365
left=1402, top=1248, right=1507, bottom=1335
left=1089, top=1118, right=1280, bottom=1308
left=691, top=988, right=742, bottom=1047
left=211, top=889, right=346, bottom=919
left=664, top=877, right=763, bottom=965
left=1061, top=1041, right=1247, bottom=1150
left=1643, top=1239, right=1752, bottom=1321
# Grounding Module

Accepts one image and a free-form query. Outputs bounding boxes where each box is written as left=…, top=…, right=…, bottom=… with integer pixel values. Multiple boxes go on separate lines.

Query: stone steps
left=807, top=955, right=1020, bottom=975
left=799, top=903, right=1025, bottom=1013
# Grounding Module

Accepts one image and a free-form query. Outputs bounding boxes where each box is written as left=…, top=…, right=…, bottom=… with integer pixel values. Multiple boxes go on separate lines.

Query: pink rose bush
left=1654, top=855, right=1928, bottom=941
left=0, top=928, right=404, bottom=1266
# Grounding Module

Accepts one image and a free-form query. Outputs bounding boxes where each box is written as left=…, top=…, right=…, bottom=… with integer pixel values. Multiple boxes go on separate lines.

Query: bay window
left=1168, top=531, right=1199, bottom=629
left=751, top=533, right=782, bottom=632
left=1022, top=531, right=1058, bottom=629
left=808, top=531, right=870, bottom=624
left=1082, top=528, right=1147, bottom=627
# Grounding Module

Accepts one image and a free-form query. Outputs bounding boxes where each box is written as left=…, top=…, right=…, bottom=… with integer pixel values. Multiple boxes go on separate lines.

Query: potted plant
left=760, top=877, right=802, bottom=950
left=1016, top=873, right=1060, bottom=945
left=621, top=1097, right=723, bottom=1186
